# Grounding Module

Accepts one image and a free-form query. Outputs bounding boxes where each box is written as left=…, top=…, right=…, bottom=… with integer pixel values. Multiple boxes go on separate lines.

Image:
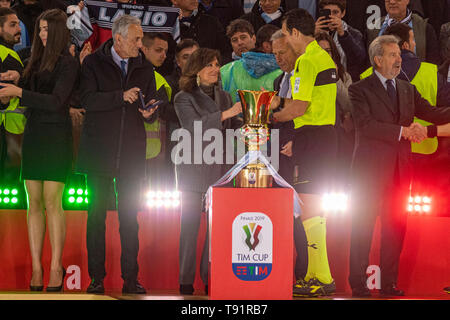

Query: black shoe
left=352, top=286, right=371, bottom=297
left=444, top=286, right=450, bottom=294
left=380, top=285, right=404, bottom=297
left=46, top=268, right=66, bottom=292
left=87, top=279, right=105, bottom=294
left=30, top=285, right=44, bottom=292
left=122, top=281, right=146, bottom=294
left=30, top=270, right=44, bottom=291
left=179, top=284, right=194, bottom=295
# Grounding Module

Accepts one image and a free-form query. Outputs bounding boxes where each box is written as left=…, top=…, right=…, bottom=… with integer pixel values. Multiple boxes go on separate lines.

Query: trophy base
left=235, top=165, right=273, bottom=188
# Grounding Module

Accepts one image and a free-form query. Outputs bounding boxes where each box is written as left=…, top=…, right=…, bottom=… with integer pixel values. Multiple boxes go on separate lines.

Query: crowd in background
left=0, top=0, right=449, bottom=296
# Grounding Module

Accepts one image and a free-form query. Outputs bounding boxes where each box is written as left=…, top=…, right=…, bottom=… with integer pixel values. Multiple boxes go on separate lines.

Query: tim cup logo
left=243, top=223, right=262, bottom=251
left=67, top=5, right=82, bottom=30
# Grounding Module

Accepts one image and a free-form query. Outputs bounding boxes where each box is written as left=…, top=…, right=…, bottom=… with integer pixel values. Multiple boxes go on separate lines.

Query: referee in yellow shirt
left=270, top=8, right=338, bottom=297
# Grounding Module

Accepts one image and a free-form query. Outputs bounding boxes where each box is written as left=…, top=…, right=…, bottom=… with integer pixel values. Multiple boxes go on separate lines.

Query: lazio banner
left=84, top=0, right=180, bottom=33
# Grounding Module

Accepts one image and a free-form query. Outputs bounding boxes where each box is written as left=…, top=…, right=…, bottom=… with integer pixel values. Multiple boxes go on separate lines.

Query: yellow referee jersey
left=291, top=40, right=337, bottom=129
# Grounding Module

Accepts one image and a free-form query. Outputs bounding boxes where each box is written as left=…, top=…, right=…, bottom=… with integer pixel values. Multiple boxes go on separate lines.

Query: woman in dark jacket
left=0, top=9, right=79, bottom=292
left=174, top=48, right=242, bottom=295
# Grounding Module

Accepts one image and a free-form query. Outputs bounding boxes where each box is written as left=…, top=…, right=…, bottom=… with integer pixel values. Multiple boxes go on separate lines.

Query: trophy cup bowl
left=235, top=90, right=277, bottom=188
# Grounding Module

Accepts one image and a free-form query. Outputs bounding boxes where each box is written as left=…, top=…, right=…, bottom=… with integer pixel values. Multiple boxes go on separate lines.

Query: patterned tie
left=386, top=79, right=397, bottom=105
left=120, top=60, right=127, bottom=77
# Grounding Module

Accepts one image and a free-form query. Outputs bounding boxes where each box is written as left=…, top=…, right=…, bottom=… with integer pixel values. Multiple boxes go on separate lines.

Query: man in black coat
left=171, top=0, right=232, bottom=64
left=241, top=0, right=285, bottom=35
left=77, top=15, right=160, bottom=294
left=198, top=0, right=244, bottom=31
left=348, top=35, right=450, bottom=297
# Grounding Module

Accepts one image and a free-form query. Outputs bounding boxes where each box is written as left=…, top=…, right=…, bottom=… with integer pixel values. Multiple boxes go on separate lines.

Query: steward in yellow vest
left=144, top=71, right=172, bottom=160
left=0, top=40, right=25, bottom=134
left=0, top=30, right=25, bottom=182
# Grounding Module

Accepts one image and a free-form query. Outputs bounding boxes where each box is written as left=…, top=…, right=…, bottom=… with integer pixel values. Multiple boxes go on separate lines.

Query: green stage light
left=4, top=197, right=10, bottom=203
left=69, top=188, right=75, bottom=195
left=3, top=189, right=10, bottom=195
left=77, top=189, right=83, bottom=195
left=11, top=189, right=18, bottom=195
left=69, top=196, right=75, bottom=203
left=11, top=197, right=17, bottom=204
left=76, top=197, right=83, bottom=203
left=85, top=190, right=88, bottom=195
left=85, top=197, right=88, bottom=203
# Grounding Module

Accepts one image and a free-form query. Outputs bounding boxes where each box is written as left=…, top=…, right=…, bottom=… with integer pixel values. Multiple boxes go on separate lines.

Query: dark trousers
left=278, top=153, right=309, bottom=280
left=179, top=191, right=208, bottom=285
left=349, top=168, right=408, bottom=289
left=86, top=174, right=141, bottom=282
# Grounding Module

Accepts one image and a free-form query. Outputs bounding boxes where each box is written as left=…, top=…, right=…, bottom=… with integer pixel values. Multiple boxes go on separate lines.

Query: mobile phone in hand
left=318, top=9, right=331, bottom=32
left=145, top=100, right=163, bottom=111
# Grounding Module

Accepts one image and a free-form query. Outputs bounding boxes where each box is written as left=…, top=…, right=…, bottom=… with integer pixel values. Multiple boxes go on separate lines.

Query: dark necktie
left=386, top=79, right=397, bottom=105
left=120, top=60, right=127, bottom=77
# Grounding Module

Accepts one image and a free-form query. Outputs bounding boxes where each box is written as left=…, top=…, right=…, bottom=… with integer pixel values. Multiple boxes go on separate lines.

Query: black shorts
left=291, top=125, right=338, bottom=194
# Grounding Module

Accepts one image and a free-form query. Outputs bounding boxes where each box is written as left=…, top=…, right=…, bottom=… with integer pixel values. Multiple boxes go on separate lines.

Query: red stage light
left=408, top=195, right=432, bottom=215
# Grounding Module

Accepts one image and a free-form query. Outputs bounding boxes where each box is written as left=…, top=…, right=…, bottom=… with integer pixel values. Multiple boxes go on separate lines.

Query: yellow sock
left=303, top=216, right=333, bottom=284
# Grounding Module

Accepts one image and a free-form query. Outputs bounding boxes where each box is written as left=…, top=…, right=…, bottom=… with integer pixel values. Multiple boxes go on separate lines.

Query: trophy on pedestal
left=235, top=89, right=277, bottom=188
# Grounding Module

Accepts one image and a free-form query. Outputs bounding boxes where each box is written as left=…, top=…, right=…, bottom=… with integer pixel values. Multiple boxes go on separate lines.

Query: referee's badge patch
left=294, top=77, right=300, bottom=93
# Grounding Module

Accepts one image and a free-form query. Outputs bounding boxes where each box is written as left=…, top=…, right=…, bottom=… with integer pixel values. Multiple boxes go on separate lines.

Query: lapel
left=192, top=87, right=220, bottom=115
left=368, top=73, right=398, bottom=116
left=395, top=78, right=410, bottom=124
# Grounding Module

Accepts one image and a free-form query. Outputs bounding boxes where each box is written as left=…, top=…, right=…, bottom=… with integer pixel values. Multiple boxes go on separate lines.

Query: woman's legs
left=25, top=180, right=45, bottom=287
left=43, top=180, right=66, bottom=287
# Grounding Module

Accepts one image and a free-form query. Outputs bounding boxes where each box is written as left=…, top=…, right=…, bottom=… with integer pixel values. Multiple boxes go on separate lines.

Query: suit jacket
left=273, top=72, right=295, bottom=147
left=349, top=73, right=450, bottom=195
left=77, top=39, right=159, bottom=178
left=174, top=86, right=242, bottom=193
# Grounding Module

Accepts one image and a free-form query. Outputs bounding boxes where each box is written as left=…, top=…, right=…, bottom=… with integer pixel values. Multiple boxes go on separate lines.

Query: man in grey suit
left=348, top=35, right=450, bottom=297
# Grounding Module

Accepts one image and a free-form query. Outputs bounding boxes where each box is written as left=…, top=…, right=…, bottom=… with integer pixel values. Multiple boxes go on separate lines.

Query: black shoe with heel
left=30, top=270, right=44, bottom=292
left=46, top=268, right=66, bottom=292
left=30, top=284, right=44, bottom=292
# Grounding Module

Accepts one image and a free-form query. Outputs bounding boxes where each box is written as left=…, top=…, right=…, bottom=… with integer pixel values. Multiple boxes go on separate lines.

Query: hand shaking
left=401, top=122, right=427, bottom=143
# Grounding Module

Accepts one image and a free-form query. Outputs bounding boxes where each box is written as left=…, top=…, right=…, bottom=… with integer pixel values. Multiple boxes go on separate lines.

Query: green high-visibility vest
left=145, top=71, right=172, bottom=159
left=0, top=45, right=26, bottom=134
left=360, top=63, right=438, bottom=154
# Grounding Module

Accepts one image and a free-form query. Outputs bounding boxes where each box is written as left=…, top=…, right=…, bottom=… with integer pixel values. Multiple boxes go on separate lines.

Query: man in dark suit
left=348, top=34, right=450, bottom=297
left=77, top=14, right=159, bottom=294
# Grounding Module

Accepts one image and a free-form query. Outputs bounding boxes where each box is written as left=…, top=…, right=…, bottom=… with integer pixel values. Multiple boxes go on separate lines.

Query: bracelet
left=427, top=125, right=437, bottom=138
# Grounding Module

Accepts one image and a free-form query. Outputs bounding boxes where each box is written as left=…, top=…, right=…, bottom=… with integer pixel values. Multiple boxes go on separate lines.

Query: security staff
left=141, top=32, right=175, bottom=189
left=270, top=8, right=338, bottom=297
left=361, top=23, right=449, bottom=155
left=0, top=7, right=25, bottom=183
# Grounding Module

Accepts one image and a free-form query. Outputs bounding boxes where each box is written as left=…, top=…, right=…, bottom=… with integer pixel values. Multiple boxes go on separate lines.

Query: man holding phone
left=77, top=15, right=159, bottom=294
left=315, top=0, right=366, bottom=81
